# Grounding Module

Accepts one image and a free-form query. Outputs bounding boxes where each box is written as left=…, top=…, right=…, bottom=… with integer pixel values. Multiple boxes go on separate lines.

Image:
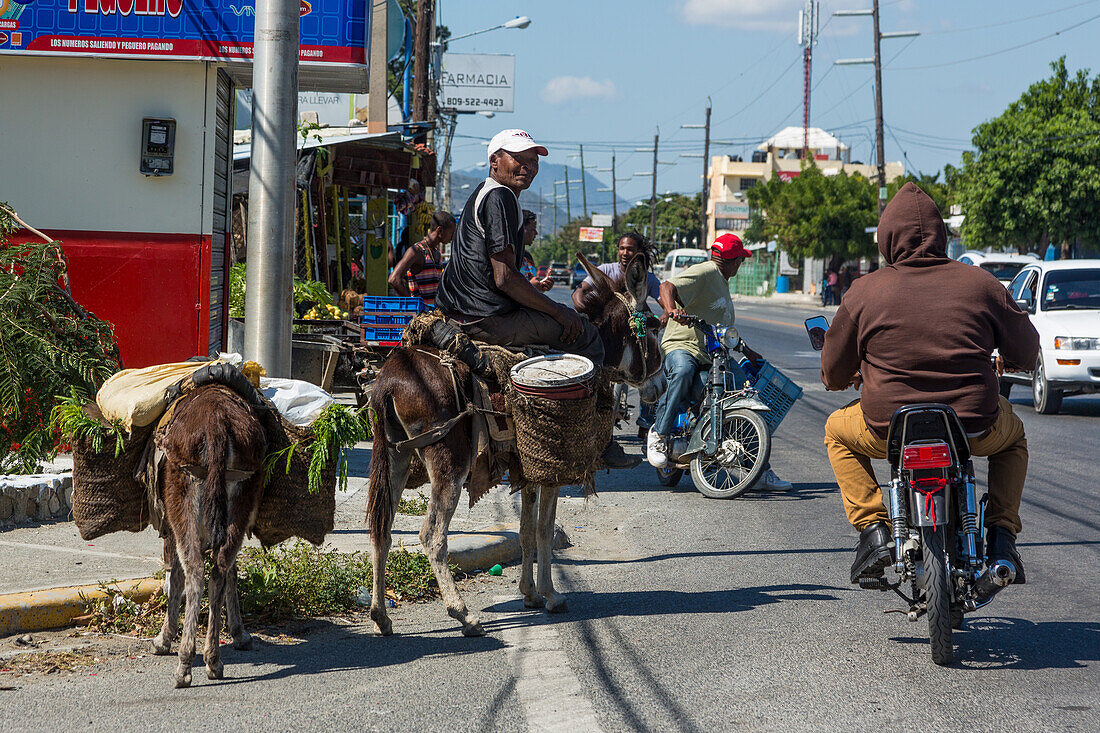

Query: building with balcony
left=706, top=126, right=905, bottom=244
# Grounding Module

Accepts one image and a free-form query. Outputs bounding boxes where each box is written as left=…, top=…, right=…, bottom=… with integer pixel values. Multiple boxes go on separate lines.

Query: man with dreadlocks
left=572, top=231, right=661, bottom=311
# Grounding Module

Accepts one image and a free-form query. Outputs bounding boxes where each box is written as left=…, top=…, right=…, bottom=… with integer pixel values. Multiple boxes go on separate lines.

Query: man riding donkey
left=646, top=233, right=792, bottom=492
left=365, top=128, right=662, bottom=638
left=434, top=128, right=638, bottom=469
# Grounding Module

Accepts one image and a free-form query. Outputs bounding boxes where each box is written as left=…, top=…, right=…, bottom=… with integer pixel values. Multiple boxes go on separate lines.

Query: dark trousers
left=457, top=307, right=605, bottom=365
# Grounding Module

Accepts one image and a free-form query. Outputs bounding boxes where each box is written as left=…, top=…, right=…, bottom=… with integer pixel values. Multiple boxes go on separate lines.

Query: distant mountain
left=447, top=164, right=632, bottom=234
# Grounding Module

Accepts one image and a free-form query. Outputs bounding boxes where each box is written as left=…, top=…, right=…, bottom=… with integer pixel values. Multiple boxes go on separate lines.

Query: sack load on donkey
left=55, top=357, right=365, bottom=687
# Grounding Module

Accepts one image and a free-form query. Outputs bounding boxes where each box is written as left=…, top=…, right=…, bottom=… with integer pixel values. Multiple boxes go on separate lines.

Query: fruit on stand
left=303, top=303, right=350, bottom=321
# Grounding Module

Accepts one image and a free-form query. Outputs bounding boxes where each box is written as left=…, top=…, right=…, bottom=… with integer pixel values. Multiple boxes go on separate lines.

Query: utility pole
left=366, top=0, right=389, bottom=134
left=412, top=0, right=434, bottom=122
left=244, top=0, right=300, bottom=378
left=579, top=144, right=588, bottom=216
left=650, top=129, right=659, bottom=247
left=834, top=3, right=917, bottom=218
left=564, top=165, right=572, bottom=221
left=871, top=0, right=886, bottom=217
left=682, top=101, right=711, bottom=243
left=701, top=100, right=711, bottom=243
left=799, top=1, right=819, bottom=158
left=611, top=152, right=618, bottom=228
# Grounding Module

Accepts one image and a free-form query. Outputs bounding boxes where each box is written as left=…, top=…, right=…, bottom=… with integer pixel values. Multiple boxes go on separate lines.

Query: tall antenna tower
left=798, top=1, right=820, bottom=159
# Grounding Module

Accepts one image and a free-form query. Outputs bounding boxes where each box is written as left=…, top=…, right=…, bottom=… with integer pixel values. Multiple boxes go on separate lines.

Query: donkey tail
left=366, top=394, right=396, bottom=540
left=202, top=422, right=230, bottom=554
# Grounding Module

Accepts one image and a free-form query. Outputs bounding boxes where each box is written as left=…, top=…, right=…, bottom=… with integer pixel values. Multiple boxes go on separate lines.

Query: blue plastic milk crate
left=360, top=325, right=407, bottom=345
left=359, top=296, right=430, bottom=314
left=360, top=312, right=417, bottom=327
left=741, top=359, right=803, bottom=433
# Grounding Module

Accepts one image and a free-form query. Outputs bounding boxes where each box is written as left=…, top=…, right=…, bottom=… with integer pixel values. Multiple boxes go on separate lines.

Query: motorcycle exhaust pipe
left=965, top=560, right=1017, bottom=611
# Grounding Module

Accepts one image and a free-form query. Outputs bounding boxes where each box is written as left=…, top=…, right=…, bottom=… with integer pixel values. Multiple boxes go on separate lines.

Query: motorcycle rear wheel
left=921, top=525, right=955, bottom=666
left=656, top=466, right=685, bottom=486
left=689, top=409, right=770, bottom=499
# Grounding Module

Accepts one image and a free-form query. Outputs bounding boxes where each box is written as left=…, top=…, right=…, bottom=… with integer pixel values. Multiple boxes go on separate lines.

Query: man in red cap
left=647, top=234, right=792, bottom=491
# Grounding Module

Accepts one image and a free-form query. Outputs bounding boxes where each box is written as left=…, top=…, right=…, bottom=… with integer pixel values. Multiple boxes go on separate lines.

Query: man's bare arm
left=490, top=247, right=585, bottom=343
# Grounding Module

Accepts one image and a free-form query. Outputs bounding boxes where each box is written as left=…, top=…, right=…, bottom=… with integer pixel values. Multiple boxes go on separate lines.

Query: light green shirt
left=660, top=260, right=737, bottom=363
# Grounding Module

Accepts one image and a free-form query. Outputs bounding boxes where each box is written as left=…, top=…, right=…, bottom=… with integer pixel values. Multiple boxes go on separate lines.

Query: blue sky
left=438, top=0, right=1100, bottom=213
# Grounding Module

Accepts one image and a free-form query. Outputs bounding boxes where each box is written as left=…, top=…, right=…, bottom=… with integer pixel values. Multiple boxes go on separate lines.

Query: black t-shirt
left=435, top=179, right=525, bottom=319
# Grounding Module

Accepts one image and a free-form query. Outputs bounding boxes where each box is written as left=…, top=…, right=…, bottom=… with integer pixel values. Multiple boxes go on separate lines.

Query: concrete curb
left=445, top=523, right=568, bottom=572
left=0, top=577, right=162, bottom=637
left=0, top=525, right=566, bottom=637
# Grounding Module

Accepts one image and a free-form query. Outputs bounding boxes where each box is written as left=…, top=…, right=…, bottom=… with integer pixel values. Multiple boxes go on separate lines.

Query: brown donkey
left=153, top=385, right=266, bottom=688
left=366, top=254, right=661, bottom=637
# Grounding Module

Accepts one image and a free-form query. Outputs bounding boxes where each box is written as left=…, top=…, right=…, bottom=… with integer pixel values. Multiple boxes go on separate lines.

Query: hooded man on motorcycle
left=821, top=182, right=1039, bottom=586
left=646, top=233, right=792, bottom=492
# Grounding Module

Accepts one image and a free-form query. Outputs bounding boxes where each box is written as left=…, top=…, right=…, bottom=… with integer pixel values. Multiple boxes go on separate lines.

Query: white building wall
left=0, top=55, right=216, bottom=235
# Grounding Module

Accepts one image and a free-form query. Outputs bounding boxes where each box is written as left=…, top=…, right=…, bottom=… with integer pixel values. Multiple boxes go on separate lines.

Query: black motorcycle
left=806, top=316, right=1019, bottom=665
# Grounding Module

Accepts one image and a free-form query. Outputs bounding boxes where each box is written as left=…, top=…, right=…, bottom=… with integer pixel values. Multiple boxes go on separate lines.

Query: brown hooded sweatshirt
left=821, top=182, right=1039, bottom=438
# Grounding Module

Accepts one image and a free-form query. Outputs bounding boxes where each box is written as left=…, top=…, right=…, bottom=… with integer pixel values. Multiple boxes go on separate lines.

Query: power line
left=894, top=11, right=1100, bottom=71
left=921, top=0, right=1100, bottom=36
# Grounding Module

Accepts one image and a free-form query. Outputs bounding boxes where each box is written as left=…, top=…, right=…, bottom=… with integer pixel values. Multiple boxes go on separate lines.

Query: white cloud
left=541, top=76, right=617, bottom=105
left=680, top=0, right=804, bottom=32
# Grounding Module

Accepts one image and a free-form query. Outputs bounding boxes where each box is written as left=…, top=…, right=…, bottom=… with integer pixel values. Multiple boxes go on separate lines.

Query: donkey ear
left=576, top=251, right=615, bottom=296
left=624, top=254, right=649, bottom=309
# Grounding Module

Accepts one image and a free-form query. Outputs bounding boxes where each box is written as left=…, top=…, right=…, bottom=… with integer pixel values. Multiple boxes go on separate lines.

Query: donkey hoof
left=205, top=661, right=224, bottom=680
left=232, top=633, right=253, bottom=651
left=523, top=594, right=546, bottom=609
left=174, top=668, right=192, bottom=688
left=151, top=636, right=172, bottom=655
left=373, top=618, right=393, bottom=637
left=545, top=595, right=569, bottom=614
left=462, top=621, right=485, bottom=637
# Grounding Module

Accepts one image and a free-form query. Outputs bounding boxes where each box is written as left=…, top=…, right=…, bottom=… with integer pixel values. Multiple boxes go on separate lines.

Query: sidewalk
left=0, top=433, right=543, bottom=636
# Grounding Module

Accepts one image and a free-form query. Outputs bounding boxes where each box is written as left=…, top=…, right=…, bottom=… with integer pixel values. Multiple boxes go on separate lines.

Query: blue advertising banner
left=0, top=0, right=367, bottom=66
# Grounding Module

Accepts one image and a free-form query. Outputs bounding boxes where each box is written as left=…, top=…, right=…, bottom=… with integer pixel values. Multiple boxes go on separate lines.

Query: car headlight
left=1054, top=336, right=1099, bottom=350
left=720, top=327, right=741, bottom=350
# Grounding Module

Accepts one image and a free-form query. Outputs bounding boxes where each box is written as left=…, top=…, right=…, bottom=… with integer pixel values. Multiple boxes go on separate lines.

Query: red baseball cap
left=712, top=233, right=752, bottom=259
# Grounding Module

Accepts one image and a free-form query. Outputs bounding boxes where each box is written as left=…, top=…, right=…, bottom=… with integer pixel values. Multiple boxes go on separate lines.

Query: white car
left=659, top=248, right=708, bottom=280
left=957, top=251, right=1038, bottom=287
left=1000, top=260, right=1100, bottom=413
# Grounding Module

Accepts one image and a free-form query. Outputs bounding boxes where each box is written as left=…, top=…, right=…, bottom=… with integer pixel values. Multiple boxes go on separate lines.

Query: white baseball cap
left=486, top=129, right=549, bottom=161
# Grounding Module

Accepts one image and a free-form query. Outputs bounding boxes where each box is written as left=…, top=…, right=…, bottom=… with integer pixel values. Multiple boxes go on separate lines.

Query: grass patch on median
left=76, top=543, right=450, bottom=633
left=397, top=491, right=429, bottom=515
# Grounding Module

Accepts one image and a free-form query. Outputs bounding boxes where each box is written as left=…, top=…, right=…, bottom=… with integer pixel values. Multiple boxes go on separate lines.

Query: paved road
left=2, top=297, right=1098, bottom=731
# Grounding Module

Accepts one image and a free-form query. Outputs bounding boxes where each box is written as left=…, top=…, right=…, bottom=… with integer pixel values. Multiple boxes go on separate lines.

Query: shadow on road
left=482, top=583, right=849, bottom=626
left=199, top=620, right=506, bottom=688
left=557, top=544, right=852, bottom=568
left=890, top=618, right=1100, bottom=670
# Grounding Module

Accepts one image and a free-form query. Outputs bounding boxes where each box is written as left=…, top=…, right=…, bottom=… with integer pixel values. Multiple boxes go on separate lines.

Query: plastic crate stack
left=360, top=296, right=429, bottom=346
left=749, top=360, right=803, bottom=433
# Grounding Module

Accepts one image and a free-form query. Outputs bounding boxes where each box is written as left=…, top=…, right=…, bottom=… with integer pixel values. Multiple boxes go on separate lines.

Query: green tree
left=619, top=192, right=703, bottom=256
left=745, top=165, right=877, bottom=267
left=955, top=57, right=1100, bottom=256
left=887, top=170, right=954, bottom=214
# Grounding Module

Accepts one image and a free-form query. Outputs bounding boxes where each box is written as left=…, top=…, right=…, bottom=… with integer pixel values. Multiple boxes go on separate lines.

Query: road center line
left=495, top=594, right=605, bottom=733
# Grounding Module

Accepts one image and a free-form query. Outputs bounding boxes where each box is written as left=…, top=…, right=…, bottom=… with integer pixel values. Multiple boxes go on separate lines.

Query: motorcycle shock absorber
left=960, top=461, right=981, bottom=571
left=886, top=477, right=908, bottom=570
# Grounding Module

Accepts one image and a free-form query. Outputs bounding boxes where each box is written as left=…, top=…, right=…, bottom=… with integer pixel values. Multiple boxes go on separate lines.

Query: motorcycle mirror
left=804, top=316, right=829, bottom=351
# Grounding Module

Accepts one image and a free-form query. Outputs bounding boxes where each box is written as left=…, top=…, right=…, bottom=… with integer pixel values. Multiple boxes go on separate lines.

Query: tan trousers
left=823, top=396, right=1026, bottom=534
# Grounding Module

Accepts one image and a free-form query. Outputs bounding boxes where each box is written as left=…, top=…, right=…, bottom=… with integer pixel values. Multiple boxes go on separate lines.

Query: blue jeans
left=653, top=349, right=751, bottom=436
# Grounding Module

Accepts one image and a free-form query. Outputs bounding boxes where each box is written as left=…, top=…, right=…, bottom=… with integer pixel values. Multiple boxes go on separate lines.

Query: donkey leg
left=421, top=445, right=482, bottom=636
left=519, top=485, right=544, bottom=609
left=536, top=486, right=567, bottom=613
left=204, top=560, right=227, bottom=680
left=224, top=560, right=251, bottom=650
left=174, top=534, right=204, bottom=688
left=153, top=535, right=183, bottom=655
left=371, top=450, right=412, bottom=636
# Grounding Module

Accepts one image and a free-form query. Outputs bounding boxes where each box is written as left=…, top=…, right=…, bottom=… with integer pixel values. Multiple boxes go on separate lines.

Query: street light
left=447, top=16, right=532, bottom=43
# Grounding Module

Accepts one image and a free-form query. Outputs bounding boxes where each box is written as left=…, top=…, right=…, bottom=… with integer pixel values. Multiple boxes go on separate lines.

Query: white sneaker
left=646, top=429, right=670, bottom=469
left=755, top=468, right=793, bottom=492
